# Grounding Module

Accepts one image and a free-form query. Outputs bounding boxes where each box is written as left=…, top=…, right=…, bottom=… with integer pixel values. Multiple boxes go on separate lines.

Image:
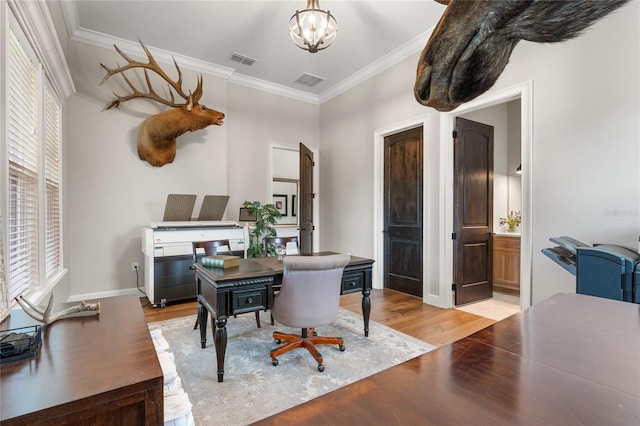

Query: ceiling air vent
left=294, top=72, right=325, bottom=88
left=230, top=52, right=256, bottom=66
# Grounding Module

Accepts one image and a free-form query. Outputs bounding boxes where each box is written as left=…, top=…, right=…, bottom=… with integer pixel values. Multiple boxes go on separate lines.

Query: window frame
left=1, top=1, right=74, bottom=320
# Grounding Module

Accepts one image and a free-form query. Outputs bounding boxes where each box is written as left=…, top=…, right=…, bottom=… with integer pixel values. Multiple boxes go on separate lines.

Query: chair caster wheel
left=275, top=339, right=281, bottom=344
left=272, top=358, right=279, bottom=366
left=339, top=344, right=346, bottom=351
left=317, top=364, right=325, bottom=372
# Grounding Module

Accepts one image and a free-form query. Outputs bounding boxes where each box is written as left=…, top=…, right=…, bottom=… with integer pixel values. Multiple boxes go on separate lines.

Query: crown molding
left=59, top=0, right=237, bottom=80
left=71, top=27, right=237, bottom=80
left=229, top=73, right=319, bottom=104
left=67, top=26, right=324, bottom=104
left=318, top=29, right=433, bottom=104
left=57, top=0, right=78, bottom=41
left=59, top=1, right=435, bottom=106
left=60, top=1, right=320, bottom=104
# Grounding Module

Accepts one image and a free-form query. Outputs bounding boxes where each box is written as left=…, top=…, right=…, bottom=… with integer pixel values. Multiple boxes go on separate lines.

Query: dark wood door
left=299, top=143, right=314, bottom=254
left=453, top=117, right=494, bottom=305
left=383, top=127, right=423, bottom=297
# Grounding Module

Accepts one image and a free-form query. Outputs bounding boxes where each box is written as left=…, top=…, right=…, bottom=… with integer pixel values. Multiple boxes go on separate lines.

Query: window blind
left=7, top=24, right=40, bottom=301
left=44, top=85, right=62, bottom=278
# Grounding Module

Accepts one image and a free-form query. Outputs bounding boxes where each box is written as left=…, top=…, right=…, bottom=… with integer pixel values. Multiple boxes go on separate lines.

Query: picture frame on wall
left=291, top=194, right=297, bottom=217
left=238, top=207, right=257, bottom=222
left=273, top=194, right=288, bottom=216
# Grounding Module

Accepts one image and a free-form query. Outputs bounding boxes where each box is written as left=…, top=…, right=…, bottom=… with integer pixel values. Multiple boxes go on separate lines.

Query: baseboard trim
left=67, top=288, right=143, bottom=303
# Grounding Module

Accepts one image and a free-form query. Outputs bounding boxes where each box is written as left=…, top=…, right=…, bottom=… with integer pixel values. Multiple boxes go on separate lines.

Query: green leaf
left=241, top=200, right=281, bottom=258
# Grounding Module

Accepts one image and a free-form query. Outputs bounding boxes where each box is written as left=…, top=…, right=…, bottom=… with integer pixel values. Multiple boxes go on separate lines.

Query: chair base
left=270, top=328, right=345, bottom=372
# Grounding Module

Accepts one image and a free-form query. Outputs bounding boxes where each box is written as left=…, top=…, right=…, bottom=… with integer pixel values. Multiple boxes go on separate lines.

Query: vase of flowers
left=500, top=211, right=521, bottom=233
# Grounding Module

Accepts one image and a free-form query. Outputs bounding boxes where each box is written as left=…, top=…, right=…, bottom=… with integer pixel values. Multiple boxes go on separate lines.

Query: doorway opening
left=373, top=117, right=430, bottom=300
left=441, top=81, right=533, bottom=311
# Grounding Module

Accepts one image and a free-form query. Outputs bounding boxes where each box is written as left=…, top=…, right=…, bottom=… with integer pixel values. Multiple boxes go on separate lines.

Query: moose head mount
left=415, top=0, right=630, bottom=112
left=100, top=39, right=225, bottom=167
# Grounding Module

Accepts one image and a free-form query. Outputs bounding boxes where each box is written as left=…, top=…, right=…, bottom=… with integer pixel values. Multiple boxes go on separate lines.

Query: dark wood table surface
left=255, top=293, right=640, bottom=425
left=0, top=295, right=163, bottom=425
left=195, top=252, right=374, bottom=381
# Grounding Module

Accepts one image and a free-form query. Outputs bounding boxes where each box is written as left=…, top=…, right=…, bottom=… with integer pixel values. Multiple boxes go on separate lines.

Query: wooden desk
left=0, top=295, right=163, bottom=425
left=255, top=293, right=640, bottom=425
left=195, top=253, right=374, bottom=382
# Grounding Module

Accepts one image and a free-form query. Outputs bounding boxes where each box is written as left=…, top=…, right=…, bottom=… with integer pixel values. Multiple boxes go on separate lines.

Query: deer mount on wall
left=100, top=39, right=225, bottom=167
left=415, top=0, right=630, bottom=111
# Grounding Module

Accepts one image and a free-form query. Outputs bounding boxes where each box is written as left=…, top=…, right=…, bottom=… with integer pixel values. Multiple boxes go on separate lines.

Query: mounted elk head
left=415, top=0, right=630, bottom=111
left=100, top=40, right=225, bottom=167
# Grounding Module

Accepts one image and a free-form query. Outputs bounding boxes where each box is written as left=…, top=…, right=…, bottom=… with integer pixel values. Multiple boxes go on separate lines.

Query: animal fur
left=415, top=0, right=630, bottom=111
left=137, top=103, right=224, bottom=167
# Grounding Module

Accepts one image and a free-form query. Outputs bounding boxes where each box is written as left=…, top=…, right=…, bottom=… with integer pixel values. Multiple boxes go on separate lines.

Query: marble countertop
left=494, top=232, right=521, bottom=237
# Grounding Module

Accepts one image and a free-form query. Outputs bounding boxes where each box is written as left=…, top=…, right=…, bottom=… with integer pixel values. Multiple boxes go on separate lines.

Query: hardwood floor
left=141, top=288, right=496, bottom=347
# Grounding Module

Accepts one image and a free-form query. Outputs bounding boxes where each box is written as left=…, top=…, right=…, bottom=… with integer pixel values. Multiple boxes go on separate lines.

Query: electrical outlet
left=131, top=262, right=139, bottom=272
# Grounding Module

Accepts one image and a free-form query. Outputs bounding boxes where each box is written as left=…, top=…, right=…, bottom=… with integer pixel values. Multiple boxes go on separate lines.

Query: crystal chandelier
left=289, top=0, right=337, bottom=53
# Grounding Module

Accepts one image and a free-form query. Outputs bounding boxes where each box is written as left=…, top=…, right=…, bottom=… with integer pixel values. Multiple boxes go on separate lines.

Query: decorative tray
left=0, top=325, right=42, bottom=364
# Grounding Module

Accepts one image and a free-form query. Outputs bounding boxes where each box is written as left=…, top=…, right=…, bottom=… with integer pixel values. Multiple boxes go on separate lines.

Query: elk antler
left=15, top=293, right=100, bottom=325
left=100, top=38, right=202, bottom=110
left=99, top=38, right=224, bottom=167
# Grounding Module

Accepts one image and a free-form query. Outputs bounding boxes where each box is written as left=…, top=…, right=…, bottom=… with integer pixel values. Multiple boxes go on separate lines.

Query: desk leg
left=362, top=288, right=371, bottom=337
left=198, top=304, right=208, bottom=349
left=213, top=317, right=228, bottom=382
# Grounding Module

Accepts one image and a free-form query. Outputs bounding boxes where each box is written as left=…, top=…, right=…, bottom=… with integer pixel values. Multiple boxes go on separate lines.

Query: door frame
left=440, top=81, right=533, bottom=310
left=373, top=116, right=430, bottom=300
left=269, top=142, right=320, bottom=253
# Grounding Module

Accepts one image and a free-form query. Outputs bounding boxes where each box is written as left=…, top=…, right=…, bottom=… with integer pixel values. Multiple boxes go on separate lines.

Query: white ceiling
left=61, top=1, right=446, bottom=103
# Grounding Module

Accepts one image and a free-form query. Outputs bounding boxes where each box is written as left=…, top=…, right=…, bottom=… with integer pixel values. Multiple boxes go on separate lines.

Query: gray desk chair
left=269, top=253, right=350, bottom=372
left=263, top=235, right=300, bottom=325
left=192, top=240, right=261, bottom=329
left=263, top=236, right=299, bottom=257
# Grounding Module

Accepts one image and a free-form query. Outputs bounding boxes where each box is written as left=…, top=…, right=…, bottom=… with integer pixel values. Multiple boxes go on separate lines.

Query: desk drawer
left=232, top=288, right=266, bottom=314
left=342, top=272, right=363, bottom=294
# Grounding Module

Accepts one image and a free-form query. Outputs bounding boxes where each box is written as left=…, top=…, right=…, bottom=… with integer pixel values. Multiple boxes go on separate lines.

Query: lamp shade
left=289, top=0, right=337, bottom=53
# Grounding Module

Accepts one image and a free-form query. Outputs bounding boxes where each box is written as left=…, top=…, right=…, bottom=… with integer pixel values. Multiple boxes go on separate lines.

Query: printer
left=141, top=194, right=249, bottom=307
left=543, top=236, right=640, bottom=303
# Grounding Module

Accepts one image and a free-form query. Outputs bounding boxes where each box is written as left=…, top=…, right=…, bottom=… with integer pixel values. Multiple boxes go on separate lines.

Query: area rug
left=149, top=309, right=436, bottom=425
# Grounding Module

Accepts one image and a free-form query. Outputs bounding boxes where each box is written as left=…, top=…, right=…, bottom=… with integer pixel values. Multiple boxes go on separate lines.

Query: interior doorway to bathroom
left=455, top=99, right=522, bottom=315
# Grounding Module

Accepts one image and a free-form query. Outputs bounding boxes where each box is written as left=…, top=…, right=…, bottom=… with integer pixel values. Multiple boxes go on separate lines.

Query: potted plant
left=242, top=201, right=282, bottom=257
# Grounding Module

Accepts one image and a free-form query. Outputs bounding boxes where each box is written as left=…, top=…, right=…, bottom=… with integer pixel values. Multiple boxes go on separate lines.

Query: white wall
left=66, top=40, right=229, bottom=298
left=491, top=4, right=639, bottom=303
left=226, top=83, right=319, bottom=218
left=320, top=2, right=639, bottom=305
left=64, top=41, right=318, bottom=299
left=319, top=54, right=441, bottom=299
left=55, top=2, right=638, bottom=306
